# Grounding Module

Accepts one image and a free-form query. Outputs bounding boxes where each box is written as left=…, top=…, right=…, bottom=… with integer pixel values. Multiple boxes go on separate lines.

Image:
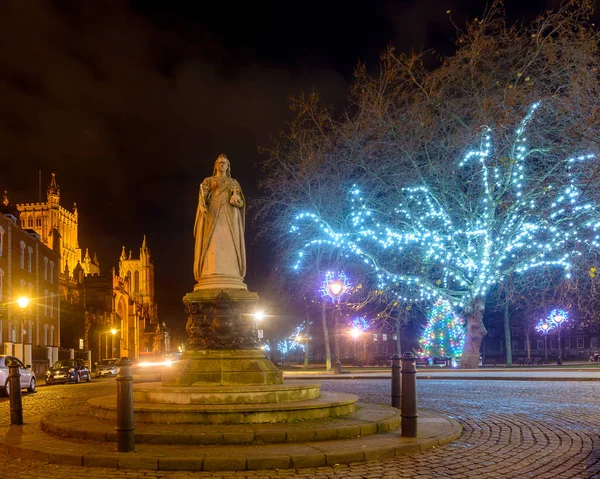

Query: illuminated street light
left=17, top=297, right=29, bottom=309
left=548, top=309, right=569, bottom=364
left=324, top=272, right=349, bottom=375
left=254, top=311, right=265, bottom=322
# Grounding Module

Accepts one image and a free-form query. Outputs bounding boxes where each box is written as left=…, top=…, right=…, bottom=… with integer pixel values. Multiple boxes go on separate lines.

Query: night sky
left=0, top=0, right=576, bottom=331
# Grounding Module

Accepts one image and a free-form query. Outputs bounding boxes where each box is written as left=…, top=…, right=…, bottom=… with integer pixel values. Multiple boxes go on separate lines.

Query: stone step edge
left=3, top=416, right=462, bottom=471
left=41, top=408, right=401, bottom=445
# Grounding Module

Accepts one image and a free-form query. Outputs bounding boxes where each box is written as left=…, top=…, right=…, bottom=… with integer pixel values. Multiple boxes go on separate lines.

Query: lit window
left=392, top=334, right=398, bottom=341
left=27, top=247, right=33, bottom=273
left=49, top=261, right=54, bottom=283
left=382, top=334, right=388, bottom=341
left=373, top=334, right=378, bottom=342
left=20, top=241, right=26, bottom=269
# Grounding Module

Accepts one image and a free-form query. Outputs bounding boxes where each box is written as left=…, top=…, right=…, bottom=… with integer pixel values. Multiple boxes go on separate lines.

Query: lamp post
left=351, top=327, right=361, bottom=366
left=111, top=328, right=117, bottom=358
left=537, top=320, right=552, bottom=363
left=326, top=277, right=347, bottom=375
left=550, top=309, right=568, bottom=365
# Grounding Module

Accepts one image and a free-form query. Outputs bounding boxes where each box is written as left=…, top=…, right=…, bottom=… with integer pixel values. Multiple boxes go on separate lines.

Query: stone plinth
left=183, top=288, right=260, bottom=351
left=162, top=349, right=282, bottom=386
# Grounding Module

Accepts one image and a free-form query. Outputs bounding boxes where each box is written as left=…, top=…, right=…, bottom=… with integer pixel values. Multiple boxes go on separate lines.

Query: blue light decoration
left=350, top=316, right=369, bottom=332
left=536, top=318, right=555, bottom=334
left=548, top=309, right=569, bottom=327
left=419, top=300, right=465, bottom=358
left=289, top=102, right=599, bottom=314
left=322, top=271, right=350, bottom=302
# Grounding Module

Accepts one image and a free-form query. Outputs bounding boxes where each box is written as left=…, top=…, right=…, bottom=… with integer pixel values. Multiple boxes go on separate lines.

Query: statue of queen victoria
left=193, top=154, right=247, bottom=290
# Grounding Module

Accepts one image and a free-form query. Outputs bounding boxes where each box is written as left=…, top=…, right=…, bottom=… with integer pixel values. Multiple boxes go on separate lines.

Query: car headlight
left=45, top=371, right=50, bottom=376
left=68, top=368, right=75, bottom=373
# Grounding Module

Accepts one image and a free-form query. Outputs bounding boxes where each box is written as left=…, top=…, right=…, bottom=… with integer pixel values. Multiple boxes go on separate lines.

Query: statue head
left=213, top=154, right=231, bottom=177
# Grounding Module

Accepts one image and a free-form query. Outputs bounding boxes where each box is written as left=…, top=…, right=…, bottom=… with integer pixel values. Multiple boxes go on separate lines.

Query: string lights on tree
left=289, top=103, right=599, bottom=368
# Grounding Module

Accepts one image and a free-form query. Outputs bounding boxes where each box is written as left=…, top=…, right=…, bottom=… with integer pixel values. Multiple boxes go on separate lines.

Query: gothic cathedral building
left=12, top=173, right=169, bottom=361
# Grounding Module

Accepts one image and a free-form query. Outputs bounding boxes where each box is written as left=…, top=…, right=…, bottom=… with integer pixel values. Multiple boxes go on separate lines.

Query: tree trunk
left=304, top=305, right=310, bottom=369
left=395, top=321, right=402, bottom=355
left=526, top=328, right=531, bottom=359
left=503, top=300, right=513, bottom=367
left=460, top=298, right=487, bottom=369
left=322, top=299, right=332, bottom=371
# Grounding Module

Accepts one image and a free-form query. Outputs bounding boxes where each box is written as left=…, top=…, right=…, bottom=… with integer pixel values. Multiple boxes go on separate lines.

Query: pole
left=557, top=326, right=563, bottom=365
left=7, top=358, right=23, bottom=425
left=544, top=334, right=548, bottom=362
left=390, top=354, right=401, bottom=408
left=333, top=301, right=342, bottom=374
left=116, top=357, right=135, bottom=452
left=401, top=352, right=418, bottom=437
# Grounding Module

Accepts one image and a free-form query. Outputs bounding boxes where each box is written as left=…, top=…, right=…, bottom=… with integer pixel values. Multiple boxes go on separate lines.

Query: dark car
left=45, top=359, right=91, bottom=385
left=0, top=355, right=36, bottom=396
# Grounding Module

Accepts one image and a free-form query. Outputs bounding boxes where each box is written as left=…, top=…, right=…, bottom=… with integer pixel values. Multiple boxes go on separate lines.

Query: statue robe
left=193, top=176, right=246, bottom=282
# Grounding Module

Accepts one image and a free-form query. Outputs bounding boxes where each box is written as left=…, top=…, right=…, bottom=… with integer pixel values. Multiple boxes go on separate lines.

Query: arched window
left=49, top=261, right=54, bottom=283
left=134, top=271, right=140, bottom=293
left=44, top=290, right=48, bottom=316
left=44, top=257, right=48, bottom=280
left=49, top=326, right=55, bottom=346
left=19, top=241, right=26, bottom=269
left=44, top=324, right=48, bottom=346
left=27, top=247, right=33, bottom=272
left=50, top=292, right=54, bottom=318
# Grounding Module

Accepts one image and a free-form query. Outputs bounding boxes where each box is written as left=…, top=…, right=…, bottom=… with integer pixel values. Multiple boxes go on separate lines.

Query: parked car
left=95, top=358, right=118, bottom=377
left=0, top=355, right=36, bottom=396
left=45, top=359, right=91, bottom=385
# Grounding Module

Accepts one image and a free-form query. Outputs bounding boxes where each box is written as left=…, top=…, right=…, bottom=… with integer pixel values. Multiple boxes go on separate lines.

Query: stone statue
left=193, top=154, right=247, bottom=289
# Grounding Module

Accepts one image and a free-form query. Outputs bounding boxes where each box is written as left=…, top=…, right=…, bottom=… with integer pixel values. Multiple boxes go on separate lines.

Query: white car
left=0, top=355, right=36, bottom=396
left=95, top=358, right=118, bottom=377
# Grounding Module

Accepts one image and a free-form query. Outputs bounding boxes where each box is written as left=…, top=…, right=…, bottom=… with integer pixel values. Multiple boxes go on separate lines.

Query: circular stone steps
left=88, top=391, right=358, bottom=424
left=43, top=401, right=400, bottom=445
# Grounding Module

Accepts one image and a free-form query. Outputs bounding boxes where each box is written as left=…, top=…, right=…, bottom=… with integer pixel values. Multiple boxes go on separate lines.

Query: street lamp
left=536, top=319, right=553, bottom=363
left=549, top=309, right=568, bottom=365
left=17, top=297, right=29, bottom=309
left=325, top=273, right=348, bottom=375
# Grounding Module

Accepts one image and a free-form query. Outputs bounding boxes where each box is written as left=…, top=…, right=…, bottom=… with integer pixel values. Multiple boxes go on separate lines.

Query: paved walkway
left=0, top=370, right=598, bottom=478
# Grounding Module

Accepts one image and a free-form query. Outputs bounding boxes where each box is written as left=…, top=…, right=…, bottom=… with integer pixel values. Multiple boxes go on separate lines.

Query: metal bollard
left=390, top=354, right=401, bottom=408
left=401, top=352, right=418, bottom=438
left=7, top=358, right=23, bottom=425
left=116, top=357, right=135, bottom=452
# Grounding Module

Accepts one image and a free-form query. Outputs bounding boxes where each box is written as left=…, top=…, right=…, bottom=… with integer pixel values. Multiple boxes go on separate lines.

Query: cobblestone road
left=0, top=378, right=599, bottom=479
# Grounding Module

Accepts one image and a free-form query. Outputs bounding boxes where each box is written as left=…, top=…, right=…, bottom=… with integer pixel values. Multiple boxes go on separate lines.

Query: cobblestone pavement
left=0, top=378, right=599, bottom=479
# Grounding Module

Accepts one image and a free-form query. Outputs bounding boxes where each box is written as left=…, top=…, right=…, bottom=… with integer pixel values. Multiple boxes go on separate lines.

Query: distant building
left=6, top=173, right=169, bottom=362
left=0, top=194, right=61, bottom=366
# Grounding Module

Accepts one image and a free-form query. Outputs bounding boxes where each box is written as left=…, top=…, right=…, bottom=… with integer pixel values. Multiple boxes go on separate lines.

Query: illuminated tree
left=419, top=300, right=465, bottom=358
left=259, top=2, right=600, bottom=368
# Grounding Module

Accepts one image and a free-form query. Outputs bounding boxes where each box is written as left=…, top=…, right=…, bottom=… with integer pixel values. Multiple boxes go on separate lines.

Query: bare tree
left=259, top=1, right=600, bottom=368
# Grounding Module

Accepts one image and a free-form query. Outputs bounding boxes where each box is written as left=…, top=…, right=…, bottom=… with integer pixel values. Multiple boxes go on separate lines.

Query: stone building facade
left=0, top=199, right=61, bottom=367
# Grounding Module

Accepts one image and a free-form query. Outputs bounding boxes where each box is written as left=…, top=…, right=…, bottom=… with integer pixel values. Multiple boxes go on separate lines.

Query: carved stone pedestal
left=162, top=288, right=283, bottom=386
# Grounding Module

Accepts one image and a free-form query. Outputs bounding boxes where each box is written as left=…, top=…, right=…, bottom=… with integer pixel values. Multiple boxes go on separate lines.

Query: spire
left=93, top=252, right=98, bottom=264
left=128, top=250, right=132, bottom=260
left=120, top=246, right=126, bottom=260
left=142, top=234, right=147, bottom=249
left=64, top=260, right=70, bottom=279
left=47, top=173, right=60, bottom=200
left=2, top=190, right=8, bottom=206
left=84, top=248, right=91, bottom=262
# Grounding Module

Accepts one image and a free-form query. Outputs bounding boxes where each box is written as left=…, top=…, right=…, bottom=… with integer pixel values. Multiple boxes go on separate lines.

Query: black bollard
left=116, top=357, right=135, bottom=452
left=390, top=354, right=401, bottom=408
left=401, top=352, right=418, bottom=438
left=7, top=358, right=23, bottom=425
